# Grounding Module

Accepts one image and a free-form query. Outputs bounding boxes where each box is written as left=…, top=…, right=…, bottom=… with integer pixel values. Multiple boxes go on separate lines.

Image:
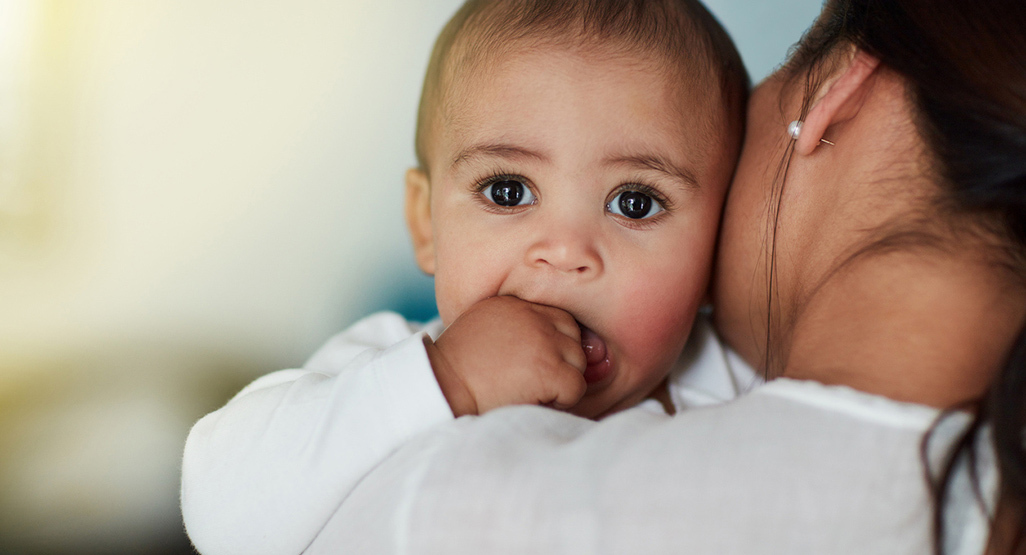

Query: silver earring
left=787, top=120, right=835, bottom=146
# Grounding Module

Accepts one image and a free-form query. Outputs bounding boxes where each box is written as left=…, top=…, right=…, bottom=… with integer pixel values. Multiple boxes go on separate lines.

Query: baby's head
left=405, top=0, right=748, bottom=417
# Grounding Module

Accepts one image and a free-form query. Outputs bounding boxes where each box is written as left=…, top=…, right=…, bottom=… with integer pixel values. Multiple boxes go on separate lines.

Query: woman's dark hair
left=781, top=1, right=1026, bottom=553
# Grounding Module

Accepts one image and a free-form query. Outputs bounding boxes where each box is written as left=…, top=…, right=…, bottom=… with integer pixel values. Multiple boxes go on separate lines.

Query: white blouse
left=308, top=377, right=994, bottom=555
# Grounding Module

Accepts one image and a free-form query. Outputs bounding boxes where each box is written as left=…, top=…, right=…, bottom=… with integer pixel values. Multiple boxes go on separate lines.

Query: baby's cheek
left=432, top=235, right=512, bottom=327
left=617, top=278, right=702, bottom=375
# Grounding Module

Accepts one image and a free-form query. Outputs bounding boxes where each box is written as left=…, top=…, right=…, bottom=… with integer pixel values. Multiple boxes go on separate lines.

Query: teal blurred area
left=0, top=0, right=820, bottom=552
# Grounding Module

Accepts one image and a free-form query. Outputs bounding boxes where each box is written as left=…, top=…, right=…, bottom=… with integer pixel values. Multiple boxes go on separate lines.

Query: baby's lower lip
left=583, top=358, right=613, bottom=384
left=579, top=325, right=613, bottom=385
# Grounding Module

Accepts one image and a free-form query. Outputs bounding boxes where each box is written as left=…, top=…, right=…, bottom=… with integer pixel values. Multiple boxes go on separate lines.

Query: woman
left=215, top=1, right=1026, bottom=553
left=714, top=0, right=1026, bottom=552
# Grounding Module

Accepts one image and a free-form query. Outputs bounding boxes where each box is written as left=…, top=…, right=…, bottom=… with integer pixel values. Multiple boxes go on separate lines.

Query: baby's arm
left=181, top=299, right=587, bottom=555
left=181, top=313, right=454, bottom=555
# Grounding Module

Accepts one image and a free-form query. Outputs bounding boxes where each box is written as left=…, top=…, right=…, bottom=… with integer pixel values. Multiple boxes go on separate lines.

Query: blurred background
left=0, top=0, right=821, bottom=553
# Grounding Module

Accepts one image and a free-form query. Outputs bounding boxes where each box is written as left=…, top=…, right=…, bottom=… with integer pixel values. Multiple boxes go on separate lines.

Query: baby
left=182, top=1, right=749, bottom=553
left=406, top=0, right=748, bottom=419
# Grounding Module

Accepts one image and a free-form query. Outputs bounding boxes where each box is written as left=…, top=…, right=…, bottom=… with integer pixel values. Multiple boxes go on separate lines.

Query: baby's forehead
left=437, top=43, right=726, bottom=162
left=447, top=37, right=702, bottom=99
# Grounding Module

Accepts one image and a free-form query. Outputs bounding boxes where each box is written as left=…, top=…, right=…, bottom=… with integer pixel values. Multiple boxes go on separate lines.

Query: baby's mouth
left=578, top=324, right=613, bottom=385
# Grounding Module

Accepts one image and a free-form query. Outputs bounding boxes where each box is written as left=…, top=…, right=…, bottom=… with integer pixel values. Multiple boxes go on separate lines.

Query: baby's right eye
left=483, top=179, right=536, bottom=207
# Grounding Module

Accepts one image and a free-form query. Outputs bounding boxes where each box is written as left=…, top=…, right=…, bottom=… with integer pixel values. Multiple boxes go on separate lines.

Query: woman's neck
left=784, top=250, right=1026, bottom=408
left=765, top=67, right=1026, bottom=409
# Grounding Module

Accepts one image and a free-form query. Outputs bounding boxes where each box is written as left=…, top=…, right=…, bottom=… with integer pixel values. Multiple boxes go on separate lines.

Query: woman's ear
left=795, top=50, right=881, bottom=156
left=405, top=168, right=436, bottom=276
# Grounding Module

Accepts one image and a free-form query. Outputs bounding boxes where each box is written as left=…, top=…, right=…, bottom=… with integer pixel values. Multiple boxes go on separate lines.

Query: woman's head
left=715, top=0, right=1026, bottom=378
left=713, top=0, right=1026, bottom=551
left=791, top=0, right=1026, bottom=253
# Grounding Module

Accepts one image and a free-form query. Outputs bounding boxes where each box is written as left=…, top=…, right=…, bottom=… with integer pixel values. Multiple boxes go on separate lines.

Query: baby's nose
left=525, top=223, right=603, bottom=278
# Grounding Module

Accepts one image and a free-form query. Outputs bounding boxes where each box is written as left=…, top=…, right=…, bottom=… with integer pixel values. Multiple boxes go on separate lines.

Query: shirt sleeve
left=180, top=312, right=454, bottom=555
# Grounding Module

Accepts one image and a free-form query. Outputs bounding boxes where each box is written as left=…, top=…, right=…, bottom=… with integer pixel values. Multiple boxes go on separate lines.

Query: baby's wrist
left=423, top=336, right=478, bottom=417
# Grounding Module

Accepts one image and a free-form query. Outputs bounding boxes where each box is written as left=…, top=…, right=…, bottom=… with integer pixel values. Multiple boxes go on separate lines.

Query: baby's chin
left=568, top=396, right=629, bottom=421
left=567, top=380, right=654, bottom=420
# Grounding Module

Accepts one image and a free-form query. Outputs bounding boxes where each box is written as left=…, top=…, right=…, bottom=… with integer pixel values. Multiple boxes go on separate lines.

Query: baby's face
left=410, top=46, right=732, bottom=418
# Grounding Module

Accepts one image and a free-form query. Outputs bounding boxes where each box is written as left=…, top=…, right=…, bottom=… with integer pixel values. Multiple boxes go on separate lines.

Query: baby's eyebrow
left=606, top=154, right=700, bottom=191
left=450, top=143, right=548, bottom=171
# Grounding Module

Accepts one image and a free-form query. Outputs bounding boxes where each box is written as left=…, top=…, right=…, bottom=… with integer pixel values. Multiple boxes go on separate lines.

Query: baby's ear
left=405, top=168, right=436, bottom=276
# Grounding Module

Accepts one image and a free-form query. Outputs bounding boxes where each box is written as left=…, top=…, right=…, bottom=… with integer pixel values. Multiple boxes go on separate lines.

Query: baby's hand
left=425, top=296, right=587, bottom=417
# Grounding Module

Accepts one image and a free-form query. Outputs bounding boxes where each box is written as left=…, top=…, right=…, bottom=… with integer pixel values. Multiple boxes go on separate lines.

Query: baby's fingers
left=543, top=364, right=588, bottom=410
left=529, top=303, right=581, bottom=342
left=556, top=333, right=587, bottom=372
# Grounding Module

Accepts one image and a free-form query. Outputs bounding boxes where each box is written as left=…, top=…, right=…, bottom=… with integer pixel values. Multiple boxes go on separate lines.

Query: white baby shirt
left=181, top=311, right=758, bottom=555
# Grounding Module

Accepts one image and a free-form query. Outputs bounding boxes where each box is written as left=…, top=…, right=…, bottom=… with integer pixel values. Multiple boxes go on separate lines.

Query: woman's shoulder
left=752, top=377, right=948, bottom=430
left=313, top=380, right=979, bottom=555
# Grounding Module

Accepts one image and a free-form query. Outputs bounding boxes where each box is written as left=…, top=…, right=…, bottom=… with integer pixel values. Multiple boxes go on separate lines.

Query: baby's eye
left=483, top=179, right=536, bottom=207
left=608, top=190, right=664, bottom=219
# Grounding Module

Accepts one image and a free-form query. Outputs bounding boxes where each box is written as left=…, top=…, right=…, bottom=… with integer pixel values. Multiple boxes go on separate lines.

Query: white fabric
left=182, top=313, right=451, bottom=555
left=308, top=379, right=994, bottom=555
left=181, top=311, right=755, bottom=555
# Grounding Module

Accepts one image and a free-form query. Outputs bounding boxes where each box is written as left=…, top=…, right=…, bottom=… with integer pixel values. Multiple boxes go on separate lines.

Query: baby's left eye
left=607, top=190, right=664, bottom=220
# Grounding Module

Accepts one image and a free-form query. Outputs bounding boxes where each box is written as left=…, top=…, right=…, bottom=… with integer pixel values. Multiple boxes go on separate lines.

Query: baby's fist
left=425, top=296, right=587, bottom=417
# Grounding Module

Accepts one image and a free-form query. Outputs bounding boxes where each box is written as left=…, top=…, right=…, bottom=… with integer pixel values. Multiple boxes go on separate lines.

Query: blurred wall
left=0, top=0, right=822, bottom=553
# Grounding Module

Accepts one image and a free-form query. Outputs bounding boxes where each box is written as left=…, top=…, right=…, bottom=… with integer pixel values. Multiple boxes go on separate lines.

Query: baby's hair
left=415, top=0, right=750, bottom=175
